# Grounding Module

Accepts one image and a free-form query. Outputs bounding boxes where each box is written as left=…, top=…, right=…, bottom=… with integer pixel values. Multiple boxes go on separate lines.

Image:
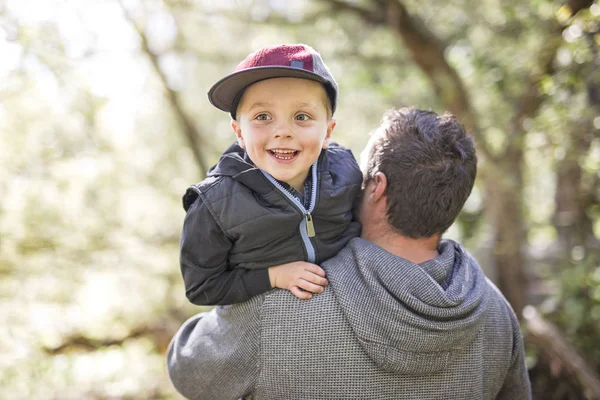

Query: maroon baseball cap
left=208, top=44, right=338, bottom=119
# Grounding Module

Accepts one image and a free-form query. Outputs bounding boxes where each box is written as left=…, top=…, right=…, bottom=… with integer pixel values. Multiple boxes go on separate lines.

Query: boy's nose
left=273, top=121, right=294, bottom=139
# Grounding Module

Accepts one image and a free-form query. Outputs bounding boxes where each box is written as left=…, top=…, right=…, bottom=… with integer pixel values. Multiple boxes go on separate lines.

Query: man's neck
left=363, top=226, right=440, bottom=264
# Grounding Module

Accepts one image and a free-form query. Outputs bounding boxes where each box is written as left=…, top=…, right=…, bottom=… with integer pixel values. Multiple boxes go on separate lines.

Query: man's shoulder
left=320, top=238, right=365, bottom=270
left=260, top=286, right=343, bottom=332
left=483, top=277, right=521, bottom=324
left=217, top=293, right=267, bottom=318
left=225, top=289, right=342, bottom=331
left=448, top=240, right=520, bottom=322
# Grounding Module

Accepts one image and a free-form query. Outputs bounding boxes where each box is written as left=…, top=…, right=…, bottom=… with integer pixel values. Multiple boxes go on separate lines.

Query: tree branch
left=522, top=0, right=596, bottom=124
left=510, top=26, right=562, bottom=152
left=219, top=9, right=323, bottom=26
left=567, top=0, right=595, bottom=16
left=42, top=322, right=177, bottom=355
left=386, top=0, right=494, bottom=160
left=524, top=307, right=600, bottom=400
left=178, top=46, right=410, bottom=68
left=323, top=0, right=387, bottom=25
left=117, top=0, right=208, bottom=178
left=323, top=0, right=494, bottom=162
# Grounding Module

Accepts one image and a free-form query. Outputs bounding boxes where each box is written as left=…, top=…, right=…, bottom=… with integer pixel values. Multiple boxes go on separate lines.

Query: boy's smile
left=269, top=148, right=299, bottom=162
left=231, top=77, right=336, bottom=192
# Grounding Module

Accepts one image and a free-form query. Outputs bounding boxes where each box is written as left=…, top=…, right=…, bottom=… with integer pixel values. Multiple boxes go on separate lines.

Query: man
left=167, top=107, right=532, bottom=400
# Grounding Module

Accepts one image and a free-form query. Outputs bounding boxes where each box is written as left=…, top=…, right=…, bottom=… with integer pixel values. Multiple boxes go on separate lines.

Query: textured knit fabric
left=167, top=238, right=532, bottom=400
left=180, top=142, right=362, bottom=306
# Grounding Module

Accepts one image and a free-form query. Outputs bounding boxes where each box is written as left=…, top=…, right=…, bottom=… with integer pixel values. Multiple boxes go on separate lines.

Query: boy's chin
left=267, top=172, right=292, bottom=183
left=266, top=171, right=301, bottom=187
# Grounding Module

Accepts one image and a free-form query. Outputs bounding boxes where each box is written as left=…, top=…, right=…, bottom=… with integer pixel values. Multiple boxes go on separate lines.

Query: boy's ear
left=322, top=119, right=336, bottom=149
left=230, top=119, right=245, bottom=148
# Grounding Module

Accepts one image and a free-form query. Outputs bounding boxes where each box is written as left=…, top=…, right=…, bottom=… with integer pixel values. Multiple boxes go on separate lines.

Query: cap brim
left=208, top=66, right=328, bottom=113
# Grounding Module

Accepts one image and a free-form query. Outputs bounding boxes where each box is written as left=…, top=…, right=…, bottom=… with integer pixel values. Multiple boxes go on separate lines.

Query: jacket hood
left=182, top=142, right=347, bottom=211
left=325, top=237, right=490, bottom=375
left=204, top=142, right=340, bottom=193
left=207, top=142, right=255, bottom=178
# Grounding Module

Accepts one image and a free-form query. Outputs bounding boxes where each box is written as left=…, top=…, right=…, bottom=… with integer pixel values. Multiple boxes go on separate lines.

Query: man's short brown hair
left=363, top=107, right=477, bottom=238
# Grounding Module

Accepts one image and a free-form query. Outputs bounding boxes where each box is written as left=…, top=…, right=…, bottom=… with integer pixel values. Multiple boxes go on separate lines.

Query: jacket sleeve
left=167, top=295, right=263, bottom=400
left=496, top=310, right=532, bottom=400
left=180, top=195, right=272, bottom=305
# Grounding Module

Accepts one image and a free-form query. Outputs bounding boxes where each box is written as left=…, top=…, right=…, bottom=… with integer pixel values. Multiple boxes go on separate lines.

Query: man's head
left=360, top=107, right=477, bottom=240
left=208, top=44, right=337, bottom=192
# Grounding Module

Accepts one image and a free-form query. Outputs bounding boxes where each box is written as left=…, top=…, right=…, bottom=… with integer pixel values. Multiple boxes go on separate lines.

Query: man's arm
left=496, top=309, right=532, bottom=400
left=166, top=295, right=264, bottom=400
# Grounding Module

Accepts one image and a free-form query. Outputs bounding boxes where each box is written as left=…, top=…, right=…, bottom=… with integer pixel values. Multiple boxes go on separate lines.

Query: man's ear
left=371, top=172, right=388, bottom=203
left=230, top=119, right=245, bottom=148
left=322, top=119, right=336, bottom=149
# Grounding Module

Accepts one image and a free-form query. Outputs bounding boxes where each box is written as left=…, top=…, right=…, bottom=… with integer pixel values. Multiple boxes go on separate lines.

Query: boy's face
left=231, top=77, right=335, bottom=192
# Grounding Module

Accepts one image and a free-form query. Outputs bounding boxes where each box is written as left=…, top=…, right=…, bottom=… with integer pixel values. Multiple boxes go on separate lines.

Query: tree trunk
left=553, top=119, right=598, bottom=255
left=525, top=307, right=600, bottom=400
left=323, top=0, right=593, bottom=316
left=485, top=155, right=527, bottom=314
left=118, top=1, right=208, bottom=178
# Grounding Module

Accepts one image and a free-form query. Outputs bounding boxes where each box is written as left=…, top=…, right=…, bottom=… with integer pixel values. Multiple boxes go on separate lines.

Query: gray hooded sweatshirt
left=167, top=238, right=531, bottom=400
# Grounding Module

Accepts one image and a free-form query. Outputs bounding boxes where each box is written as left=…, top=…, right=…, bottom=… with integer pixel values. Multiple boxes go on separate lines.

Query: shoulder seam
left=196, top=189, right=235, bottom=241
left=196, top=176, right=255, bottom=204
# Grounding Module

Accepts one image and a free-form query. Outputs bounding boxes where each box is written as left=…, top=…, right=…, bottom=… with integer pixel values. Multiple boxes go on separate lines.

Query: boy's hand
left=268, top=262, right=328, bottom=300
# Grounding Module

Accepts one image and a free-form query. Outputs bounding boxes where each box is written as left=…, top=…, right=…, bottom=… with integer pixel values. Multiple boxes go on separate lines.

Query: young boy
left=180, top=44, right=362, bottom=305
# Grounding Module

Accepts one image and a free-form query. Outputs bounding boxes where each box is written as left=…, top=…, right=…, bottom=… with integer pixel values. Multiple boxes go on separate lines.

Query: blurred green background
left=1, top=0, right=599, bottom=399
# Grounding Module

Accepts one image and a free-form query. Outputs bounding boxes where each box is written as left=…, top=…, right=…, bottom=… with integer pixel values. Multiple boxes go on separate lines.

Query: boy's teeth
left=272, top=149, right=295, bottom=153
left=270, top=149, right=297, bottom=159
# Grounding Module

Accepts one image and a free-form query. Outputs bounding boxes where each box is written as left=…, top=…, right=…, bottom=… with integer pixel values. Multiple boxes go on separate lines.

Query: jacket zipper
left=260, top=161, right=318, bottom=263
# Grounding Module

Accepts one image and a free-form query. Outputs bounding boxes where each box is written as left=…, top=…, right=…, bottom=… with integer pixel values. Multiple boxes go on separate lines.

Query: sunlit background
left=1, top=0, right=599, bottom=399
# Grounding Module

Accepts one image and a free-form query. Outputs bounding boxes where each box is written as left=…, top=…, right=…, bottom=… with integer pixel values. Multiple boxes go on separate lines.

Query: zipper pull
left=306, top=213, right=315, bottom=237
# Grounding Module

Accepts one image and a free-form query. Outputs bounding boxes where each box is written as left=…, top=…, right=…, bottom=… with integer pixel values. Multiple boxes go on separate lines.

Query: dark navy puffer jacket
left=180, top=142, right=362, bottom=306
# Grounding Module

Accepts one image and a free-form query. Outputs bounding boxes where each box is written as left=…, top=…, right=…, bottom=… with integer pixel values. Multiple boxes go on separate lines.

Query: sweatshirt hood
left=325, top=237, right=490, bottom=375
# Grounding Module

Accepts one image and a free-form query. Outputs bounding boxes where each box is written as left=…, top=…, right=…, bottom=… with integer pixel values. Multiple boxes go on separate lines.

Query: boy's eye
left=255, top=113, right=271, bottom=121
left=295, top=113, right=310, bottom=121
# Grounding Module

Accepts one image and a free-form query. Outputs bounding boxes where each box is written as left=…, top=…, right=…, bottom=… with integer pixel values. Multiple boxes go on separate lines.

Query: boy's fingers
left=303, top=273, right=328, bottom=286
left=290, top=286, right=312, bottom=300
left=296, top=280, right=325, bottom=294
left=304, top=264, right=326, bottom=277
